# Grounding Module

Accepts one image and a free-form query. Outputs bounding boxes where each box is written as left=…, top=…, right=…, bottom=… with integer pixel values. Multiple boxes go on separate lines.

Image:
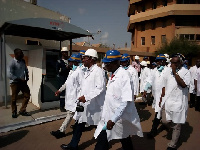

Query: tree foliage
left=155, top=38, right=200, bottom=58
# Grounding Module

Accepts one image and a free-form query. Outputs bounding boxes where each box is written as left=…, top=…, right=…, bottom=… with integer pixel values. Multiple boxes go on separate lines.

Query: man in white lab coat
left=94, top=50, right=143, bottom=150
left=189, top=59, right=200, bottom=108
left=142, top=54, right=169, bottom=138
left=61, top=49, right=106, bottom=150
left=120, top=53, right=139, bottom=100
left=159, top=53, right=190, bottom=150
left=140, top=60, right=151, bottom=104
left=50, top=53, right=84, bottom=139
left=194, top=59, right=200, bottom=111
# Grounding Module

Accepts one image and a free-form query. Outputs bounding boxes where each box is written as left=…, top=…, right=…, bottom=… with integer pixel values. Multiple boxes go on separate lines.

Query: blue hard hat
left=102, top=50, right=121, bottom=63
left=121, top=53, right=130, bottom=62
left=143, top=56, right=148, bottom=60
left=79, top=50, right=86, bottom=56
left=155, top=54, right=166, bottom=60
left=68, top=54, right=81, bottom=63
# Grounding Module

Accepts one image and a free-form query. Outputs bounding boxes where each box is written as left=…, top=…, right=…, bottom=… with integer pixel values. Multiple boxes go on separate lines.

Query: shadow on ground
left=135, top=102, right=152, bottom=122
left=0, top=130, right=29, bottom=148
left=161, top=122, right=193, bottom=149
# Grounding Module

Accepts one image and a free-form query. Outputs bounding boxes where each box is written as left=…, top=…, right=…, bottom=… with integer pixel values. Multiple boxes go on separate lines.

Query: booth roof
left=0, top=18, right=91, bottom=41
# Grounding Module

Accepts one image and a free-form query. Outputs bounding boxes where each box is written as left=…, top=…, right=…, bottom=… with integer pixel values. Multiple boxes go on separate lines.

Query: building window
left=132, top=34, right=135, bottom=45
left=162, top=21, right=166, bottom=28
left=151, top=21, right=156, bottom=30
left=196, top=34, right=200, bottom=40
left=161, top=35, right=166, bottom=43
left=141, top=23, right=145, bottom=31
left=162, top=0, right=167, bottom=6
left=177, top=0, right=196, bottom=4
left=142, top=4, right=145, bottom=12
left=152, top=1, right=157, bottom=9
left=141, top=37, right=145, bottom=45
left=151, top=36, right=155, bottom=45
left=179, top=34, right=195, bottom=41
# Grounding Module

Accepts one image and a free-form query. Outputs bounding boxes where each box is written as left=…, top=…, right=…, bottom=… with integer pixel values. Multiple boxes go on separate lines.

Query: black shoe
left=167, top=147, right=177, bottom=150
left=60, top=107, right=67, bottom=112
left=60, top=144, right=78, bottom=150
left=12, top=112, right=17, bottom=118
left=195, top=107, right=200, bottom=111
left=147, top=130, right=157, bottom=139
left=19, top=111, right=31, bottom=116
left=189, top=104, right=194, bottom=108
left=50, top=130, right=65, bottom=139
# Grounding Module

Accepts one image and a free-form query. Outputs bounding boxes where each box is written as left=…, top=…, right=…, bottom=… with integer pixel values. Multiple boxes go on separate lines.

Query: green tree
left=155, top=38, right=200, bottom=58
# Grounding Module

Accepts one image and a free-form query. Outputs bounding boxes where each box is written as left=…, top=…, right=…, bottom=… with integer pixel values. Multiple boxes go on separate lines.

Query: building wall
left=133, top=16, right=175, bottom=52
left=128, top=0, right=200, bottom=53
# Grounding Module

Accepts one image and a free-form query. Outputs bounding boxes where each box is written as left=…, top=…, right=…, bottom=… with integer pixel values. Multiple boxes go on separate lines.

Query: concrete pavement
left=0, top=98, right=200, bottom=150
left=0, top=99, right=67, bottom=133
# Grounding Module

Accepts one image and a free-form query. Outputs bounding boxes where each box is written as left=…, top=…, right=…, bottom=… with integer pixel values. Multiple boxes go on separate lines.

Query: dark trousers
left=150, top=112, right=161, bottom=132
left=68, top=122, right=86, bottom=148
left=190, top=93, right=196, bottom=107
left=58, top=76, right=66, bottom=108
left=95, top=130, right=133, bottom=150
left=195, top=96, right=200, bottom=111
left=10, top=82, right=30, bottom=113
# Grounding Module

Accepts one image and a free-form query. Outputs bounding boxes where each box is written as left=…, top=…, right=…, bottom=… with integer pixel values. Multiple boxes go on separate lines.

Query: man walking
left=189, top=59, right=200, bottom=108
left=50, top=54, right=83, bottom=138
left=94, top=50, right=143, bottom=150
left=60, top=49, right=106, bottom=150
left=9, top=48, right=31, bottom=118
left=159, top=53, right=190, bottom=150
left=120, top=53, right=139, bottom=100
left=194, top=59, right=200, bottom=111
left=56, top=47, right=71, bottom=112
left=143, top=54, right=169, bottom=138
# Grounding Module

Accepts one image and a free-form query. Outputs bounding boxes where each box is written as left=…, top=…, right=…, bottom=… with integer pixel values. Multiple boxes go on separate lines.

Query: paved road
left=0, top=102, right=200, bottom=150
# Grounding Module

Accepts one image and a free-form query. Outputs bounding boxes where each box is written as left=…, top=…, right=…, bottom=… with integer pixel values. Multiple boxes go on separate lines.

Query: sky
left=37, top=0, right=131, bottom=49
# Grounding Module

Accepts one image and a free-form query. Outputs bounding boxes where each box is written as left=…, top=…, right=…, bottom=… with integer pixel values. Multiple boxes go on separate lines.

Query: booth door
left=41, top=50, right=60, bottom=102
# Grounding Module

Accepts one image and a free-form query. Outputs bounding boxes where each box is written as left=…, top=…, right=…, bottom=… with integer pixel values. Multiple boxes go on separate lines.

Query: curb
left=0, top=113, right=67, bottom=133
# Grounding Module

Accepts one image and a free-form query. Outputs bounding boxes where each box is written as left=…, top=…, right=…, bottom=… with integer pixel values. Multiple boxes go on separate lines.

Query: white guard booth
left=0, top=18, right=91, bottom=109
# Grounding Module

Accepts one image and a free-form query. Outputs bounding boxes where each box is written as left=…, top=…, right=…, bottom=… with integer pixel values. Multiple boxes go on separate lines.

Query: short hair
left=14, top=48, right=22, bottom=55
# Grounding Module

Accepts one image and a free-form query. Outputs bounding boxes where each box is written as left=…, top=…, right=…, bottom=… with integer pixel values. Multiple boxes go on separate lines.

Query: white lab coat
left=194, top=68, right=200, bottom=96
left=58, top=67, right=84, bottom=112
left=189, top=65, right=197, bottom=94
left=163, top=67, right=190, bottom=124
left=75, top=64, right=106, bottom=125
left=94, top=67, right=143, bottom=141
left=140, top=67, right=151, bottom=93
left=127, top=66, right=139, bottom=96
left=146, top=66, right=170, bottom=115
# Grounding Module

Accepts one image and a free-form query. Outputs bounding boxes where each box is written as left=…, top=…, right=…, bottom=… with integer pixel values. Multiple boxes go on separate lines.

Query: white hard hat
left=140, top=61, right=147, bottom=66
left=61, top=47, right=68, bottom=52
left=166, top=58, right=170, bottom=63
left=135, top=55, right=140, bottom=60
left=147, top=61, right=150, bottom=65
left=164, top=53, right=169, bottom=58
left=84, top=49, right=98, bottom=58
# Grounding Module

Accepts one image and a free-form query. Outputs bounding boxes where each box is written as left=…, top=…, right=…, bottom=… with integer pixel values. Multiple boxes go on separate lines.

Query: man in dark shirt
left=56, top=47, right=71, bottom=112
left=9, top=48, right=30, bottom=118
